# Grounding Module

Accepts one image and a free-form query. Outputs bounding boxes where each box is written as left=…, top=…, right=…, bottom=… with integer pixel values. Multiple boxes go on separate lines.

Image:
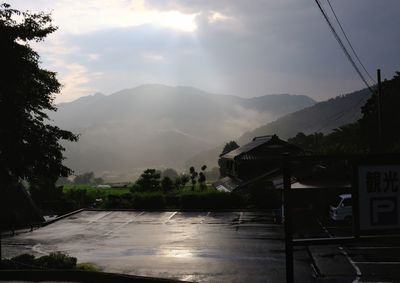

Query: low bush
left=132, top=192, right=166, bottom=209
left=1, top=252, right=77, bottom=270
left=76, top=262, right=100, bottom=271
left=35, top=252, right=77, bottom=269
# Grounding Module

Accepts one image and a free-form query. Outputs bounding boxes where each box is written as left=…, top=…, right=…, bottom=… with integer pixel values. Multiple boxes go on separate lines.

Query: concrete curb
left=42, top=209, right=85, bottom=226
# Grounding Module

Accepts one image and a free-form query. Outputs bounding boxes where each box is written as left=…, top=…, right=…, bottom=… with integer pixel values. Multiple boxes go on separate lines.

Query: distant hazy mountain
left=186, top=87, right=372, bottom=168
left=52, top=84, right=315, bottom=177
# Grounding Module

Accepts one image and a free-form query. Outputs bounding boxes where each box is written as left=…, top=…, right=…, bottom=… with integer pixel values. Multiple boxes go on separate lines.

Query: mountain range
left=52, top=84, right=315, bottom=180
left=186, top=87, right=372, bottom=168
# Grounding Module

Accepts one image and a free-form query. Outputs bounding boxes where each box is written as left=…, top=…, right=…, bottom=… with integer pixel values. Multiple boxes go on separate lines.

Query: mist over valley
left=52, top=84, right=315, bottom=180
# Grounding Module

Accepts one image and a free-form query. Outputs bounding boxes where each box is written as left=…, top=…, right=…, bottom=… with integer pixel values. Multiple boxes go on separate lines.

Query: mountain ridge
left=186, top=87, right=372, bottom=169
left=52, top=84, right=316, bottom=179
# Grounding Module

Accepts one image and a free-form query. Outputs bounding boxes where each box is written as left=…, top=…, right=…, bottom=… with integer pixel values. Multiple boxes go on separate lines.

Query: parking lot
left=3, top=209, right=400, bottom=282
left=304, top=216, right=400, bottom=283
left=2, top=210, right=315, bottom=283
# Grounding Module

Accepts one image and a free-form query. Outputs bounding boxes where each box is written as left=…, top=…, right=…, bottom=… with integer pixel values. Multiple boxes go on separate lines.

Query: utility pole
left=377, top=69, right=383, bottom=150
left=283, top=153, right=294, bottom=283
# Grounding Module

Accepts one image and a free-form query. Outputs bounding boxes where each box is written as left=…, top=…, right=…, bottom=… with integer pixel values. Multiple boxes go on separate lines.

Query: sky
left=10, top=0, right=400, bottom=102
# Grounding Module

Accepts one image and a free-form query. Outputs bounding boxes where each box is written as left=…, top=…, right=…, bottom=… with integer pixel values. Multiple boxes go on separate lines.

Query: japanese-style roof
left=221, top=135, right=295, bottom=160
left=213, top=176, right=242, bottom=192
left=212, top=168, right=281, bottom=193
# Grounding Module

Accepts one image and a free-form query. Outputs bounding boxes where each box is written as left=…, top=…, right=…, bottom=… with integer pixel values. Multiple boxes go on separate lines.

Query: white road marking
left=235, top=212, right=244, bottom=231
left=316, top=219, right=362, bottom=283
left=199, top=211, right=210, bottom=224
left=164, top=211, right=178, bottom=224
left=104, top=211, right=144, bottom=236
left=239, top=212, right=244, bottom=223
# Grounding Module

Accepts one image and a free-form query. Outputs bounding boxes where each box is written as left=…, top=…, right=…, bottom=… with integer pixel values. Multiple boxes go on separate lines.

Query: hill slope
left=186, top=87, right=372, bottom=168
left=52, top=85, right=315, bottom=177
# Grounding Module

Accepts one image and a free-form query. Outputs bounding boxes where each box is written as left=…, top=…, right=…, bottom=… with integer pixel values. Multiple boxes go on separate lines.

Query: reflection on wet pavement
left=3, top=210, right=313, bottom=282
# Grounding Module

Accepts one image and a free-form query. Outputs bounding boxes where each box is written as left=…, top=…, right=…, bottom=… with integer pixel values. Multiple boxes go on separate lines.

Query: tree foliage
left=161, top=176, right=174, bottom=192
left=161, top=168, right=179, bottom=180
left=133, top=169, right=161, bottom=192
left=73, top=172, right=103, bottom=185
left=288, top=72, right=400, bottom=154
left=174, top=174, right=189, bottom=190
left=0, top=4, right=78, bottom=190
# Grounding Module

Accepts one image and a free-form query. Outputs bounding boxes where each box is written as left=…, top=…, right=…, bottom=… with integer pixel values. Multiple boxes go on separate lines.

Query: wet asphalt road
left=2, top=210, right=315, bottom=282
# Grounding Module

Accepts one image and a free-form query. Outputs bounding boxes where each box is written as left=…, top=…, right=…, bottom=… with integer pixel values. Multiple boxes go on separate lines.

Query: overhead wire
left=308, top=0, right=377, bottom=133
left=326, top=0, right=376, bottom=84
left=315, top=0, right=374, bottom=94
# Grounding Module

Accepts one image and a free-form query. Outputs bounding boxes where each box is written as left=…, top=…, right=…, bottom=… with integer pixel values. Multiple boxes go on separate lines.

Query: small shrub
left=35, top=251, right=77, bottom=269
left=2, top=252, right=78, bottom=270
left=76, top=262, right=100, bottom=272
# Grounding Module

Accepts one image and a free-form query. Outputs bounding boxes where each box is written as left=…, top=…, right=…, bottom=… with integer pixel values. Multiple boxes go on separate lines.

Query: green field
left=63, top=184, right=216, bottom=196
left=63, top=184, right=130, bottom=196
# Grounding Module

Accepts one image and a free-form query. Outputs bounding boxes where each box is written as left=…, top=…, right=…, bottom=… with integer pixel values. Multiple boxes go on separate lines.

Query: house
left=213, top=135, right=303, bottom=192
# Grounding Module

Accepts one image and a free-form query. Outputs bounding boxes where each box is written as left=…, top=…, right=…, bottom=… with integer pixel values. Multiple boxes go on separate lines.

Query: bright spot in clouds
left=49, top=0, right=199, bottom=34
left=208, top=11, right=229, bottom=24
left=155, top=10, right=198, bottom=32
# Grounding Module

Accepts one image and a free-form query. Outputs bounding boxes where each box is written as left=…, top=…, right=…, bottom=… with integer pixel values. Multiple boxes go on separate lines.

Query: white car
left=330, top=194, right=352, bottom=223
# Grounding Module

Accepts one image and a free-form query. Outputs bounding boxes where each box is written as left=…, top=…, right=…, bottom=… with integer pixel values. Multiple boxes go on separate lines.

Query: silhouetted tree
left=74, top=172, right=95, bottom=184
left=133, top=169, right=161, bottom=192
left=174, top=174, right=189, bottom=190
left=218, top=141, right=239, bottom=177
left=56, top=176, right=72, bottom=186
left=189, top=166, right=198, bottom=191
left=0, top=4, right=77, bottom=201
left=161, top=176, right=174, bottom=192
left=161, top=168, right=179, bottom=180
left=359, top=72, right=400, bottom=152
left=198, top=165, right=207, bottom=190
left=288, top=132, right=324, bottom=152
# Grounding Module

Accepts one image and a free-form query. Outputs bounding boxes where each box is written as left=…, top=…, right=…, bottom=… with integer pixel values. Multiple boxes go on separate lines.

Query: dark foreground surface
left=2, top=210, right=314, bottom=282
left=5, top=210, right=399, bottom=282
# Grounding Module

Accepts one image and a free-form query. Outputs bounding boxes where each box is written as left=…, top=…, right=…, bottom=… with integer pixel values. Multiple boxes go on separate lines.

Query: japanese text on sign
left=359, top=166, right=400, bottom=231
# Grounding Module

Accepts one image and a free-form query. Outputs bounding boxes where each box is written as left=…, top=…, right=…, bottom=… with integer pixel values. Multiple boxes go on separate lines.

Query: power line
left=315, top=0, right=374, bottom=94
left=326, top=0, right=375, bottom=84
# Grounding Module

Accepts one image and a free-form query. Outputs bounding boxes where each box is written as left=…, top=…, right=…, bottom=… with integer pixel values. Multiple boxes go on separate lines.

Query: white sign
left=358, top=165, right=400, bottom=231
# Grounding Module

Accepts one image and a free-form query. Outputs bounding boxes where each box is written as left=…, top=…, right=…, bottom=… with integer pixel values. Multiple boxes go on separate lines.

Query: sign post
left=283, top=153, right=294, bottom=283
left=358, top=165, right=400, bottom=233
